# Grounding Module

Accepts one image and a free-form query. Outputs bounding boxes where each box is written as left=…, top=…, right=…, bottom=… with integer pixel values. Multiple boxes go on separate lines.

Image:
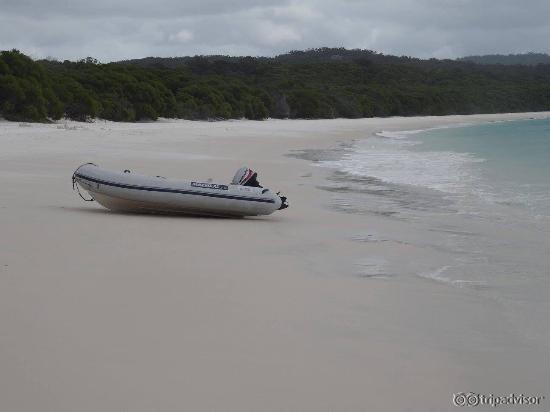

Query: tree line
left=457, top=52, right=550, bottom=66
left=3, top=48, right=550, bottom=122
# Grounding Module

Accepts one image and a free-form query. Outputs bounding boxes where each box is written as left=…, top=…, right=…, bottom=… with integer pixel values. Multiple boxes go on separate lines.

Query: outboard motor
left=232, top=166, right=289, bottom=209
left=232, top=166, right=262, bottom=187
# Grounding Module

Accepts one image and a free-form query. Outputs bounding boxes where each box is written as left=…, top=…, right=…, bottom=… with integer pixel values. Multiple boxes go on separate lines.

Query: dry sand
left=1, top=113, right=549, bottom=411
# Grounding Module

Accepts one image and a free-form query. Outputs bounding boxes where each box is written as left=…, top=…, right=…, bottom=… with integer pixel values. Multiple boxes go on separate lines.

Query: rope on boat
left=72, top=163, right=97, bottom=202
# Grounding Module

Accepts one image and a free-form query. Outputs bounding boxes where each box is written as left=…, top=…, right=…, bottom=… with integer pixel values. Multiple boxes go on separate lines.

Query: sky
left=1, top=0, right=549, bottom=62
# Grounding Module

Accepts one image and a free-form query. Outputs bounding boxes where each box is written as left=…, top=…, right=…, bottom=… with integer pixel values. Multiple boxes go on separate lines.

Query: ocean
left=315, top=118, right=550, bottom=345
left=325, top=118, right=550, bottom=217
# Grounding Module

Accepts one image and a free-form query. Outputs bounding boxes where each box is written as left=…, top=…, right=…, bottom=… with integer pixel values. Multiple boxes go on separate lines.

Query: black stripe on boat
left=75, top=173, right=276, bottom=204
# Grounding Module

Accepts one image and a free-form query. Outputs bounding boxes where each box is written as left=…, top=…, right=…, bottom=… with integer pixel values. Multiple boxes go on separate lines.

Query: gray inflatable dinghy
left=72, top=163, right=288, bottom=217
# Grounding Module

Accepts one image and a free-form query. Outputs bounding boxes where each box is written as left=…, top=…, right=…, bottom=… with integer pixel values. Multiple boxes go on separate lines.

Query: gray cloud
left=1, top=0, right=550, bottom=61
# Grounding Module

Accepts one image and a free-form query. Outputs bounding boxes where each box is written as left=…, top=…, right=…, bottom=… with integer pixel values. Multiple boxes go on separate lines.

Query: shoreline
left=1, top=112, right=549, bottom=411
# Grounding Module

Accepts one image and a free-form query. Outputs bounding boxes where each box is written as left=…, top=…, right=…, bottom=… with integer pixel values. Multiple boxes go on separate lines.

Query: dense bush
left=0, top=50, right=61, bottom=121
left=3, top=48, right=550, bottom=122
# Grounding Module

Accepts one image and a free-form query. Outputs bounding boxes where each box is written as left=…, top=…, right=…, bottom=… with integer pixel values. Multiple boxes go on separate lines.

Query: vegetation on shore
left=3, top=48, right=550, bottom=122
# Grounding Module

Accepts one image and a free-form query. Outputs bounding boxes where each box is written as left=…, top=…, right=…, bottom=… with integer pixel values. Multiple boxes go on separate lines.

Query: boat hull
left=73, top=164, right=283, bottom=217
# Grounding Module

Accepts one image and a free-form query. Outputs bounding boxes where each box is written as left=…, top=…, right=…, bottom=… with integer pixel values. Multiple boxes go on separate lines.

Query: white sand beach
left=1, top=113, right=549, bottom=411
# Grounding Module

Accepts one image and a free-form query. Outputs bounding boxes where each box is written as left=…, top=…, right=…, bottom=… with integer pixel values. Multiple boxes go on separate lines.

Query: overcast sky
left=1, top=0, right=549, bottom=62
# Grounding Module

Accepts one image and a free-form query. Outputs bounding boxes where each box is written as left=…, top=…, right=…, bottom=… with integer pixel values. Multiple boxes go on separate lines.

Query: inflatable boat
left=72, top=163, right=288, bottom=217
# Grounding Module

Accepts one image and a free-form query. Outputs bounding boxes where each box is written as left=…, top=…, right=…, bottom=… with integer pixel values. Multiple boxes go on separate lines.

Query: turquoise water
left=324, top=118, right=550, bottom=217
left=319, top=117, right=550, bottom=289
left=414, top=119, right=550, bottom=216
left=315, top=118, right=550, bottom=346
